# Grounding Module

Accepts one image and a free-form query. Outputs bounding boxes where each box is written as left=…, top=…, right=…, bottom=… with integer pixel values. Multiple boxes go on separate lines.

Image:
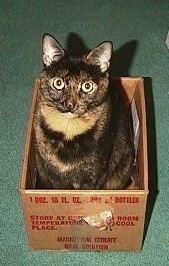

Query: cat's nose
left=66, top=101, right=74, bottom=111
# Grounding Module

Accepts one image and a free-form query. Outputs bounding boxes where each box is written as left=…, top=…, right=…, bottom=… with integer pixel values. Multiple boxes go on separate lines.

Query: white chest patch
left=40, top=105, right=101, bottom=140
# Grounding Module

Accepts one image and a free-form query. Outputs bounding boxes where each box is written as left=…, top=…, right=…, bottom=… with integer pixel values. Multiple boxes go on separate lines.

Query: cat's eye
left=53, top=78, right=65, bottom=90
left=81, top=81, right=96, bottom=94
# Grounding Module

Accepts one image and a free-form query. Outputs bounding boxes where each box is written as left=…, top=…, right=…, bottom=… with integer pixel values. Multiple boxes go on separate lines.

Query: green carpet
left=1, top=1, right=169, bottom=265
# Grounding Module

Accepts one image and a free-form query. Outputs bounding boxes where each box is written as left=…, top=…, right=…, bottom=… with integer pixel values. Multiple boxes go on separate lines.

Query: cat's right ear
left=42, top=34, right=65, bottom=66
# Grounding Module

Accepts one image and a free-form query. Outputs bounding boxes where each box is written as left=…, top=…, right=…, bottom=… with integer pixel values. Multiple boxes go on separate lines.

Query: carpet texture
left=0, top=1, right=169, bottom=265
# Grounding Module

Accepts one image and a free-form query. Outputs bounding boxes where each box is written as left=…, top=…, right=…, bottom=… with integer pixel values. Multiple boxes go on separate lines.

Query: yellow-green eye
left=81, top=81, right=96, bottom=94
left=53, top=78, right=64, bottom=90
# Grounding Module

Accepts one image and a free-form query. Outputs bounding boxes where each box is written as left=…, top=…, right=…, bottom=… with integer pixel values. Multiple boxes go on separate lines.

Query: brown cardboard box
left=20, top=77, right=148, bottom=251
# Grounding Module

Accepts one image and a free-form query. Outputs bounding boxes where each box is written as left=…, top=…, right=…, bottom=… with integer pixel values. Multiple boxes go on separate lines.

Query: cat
left=33, top=34, right=136, bottom=190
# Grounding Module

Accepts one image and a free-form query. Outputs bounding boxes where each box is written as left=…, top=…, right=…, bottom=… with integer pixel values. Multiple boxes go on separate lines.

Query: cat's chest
left=38, top=128, right=100, bottom=174
left=40, top=103, right=106, bottom=140
left=45, top=130, right=95, bottom=162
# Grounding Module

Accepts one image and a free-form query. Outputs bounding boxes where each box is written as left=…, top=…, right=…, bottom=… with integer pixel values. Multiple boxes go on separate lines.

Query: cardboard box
left=20, top=77, right=148, bottom=251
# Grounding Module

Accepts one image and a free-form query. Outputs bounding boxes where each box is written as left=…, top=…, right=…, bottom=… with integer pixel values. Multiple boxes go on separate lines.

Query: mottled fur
left=33, top=34, right=135, bottom=189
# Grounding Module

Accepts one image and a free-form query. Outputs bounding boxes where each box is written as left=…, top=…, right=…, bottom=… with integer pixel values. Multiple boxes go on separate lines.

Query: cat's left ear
left=42, top=34, right=65, bottom=66
left=87, top=42, right=112, bottom=72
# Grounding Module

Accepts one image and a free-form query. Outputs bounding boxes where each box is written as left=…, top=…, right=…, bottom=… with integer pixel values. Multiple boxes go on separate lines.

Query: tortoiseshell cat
left=34, top=34, right=136, bottom=190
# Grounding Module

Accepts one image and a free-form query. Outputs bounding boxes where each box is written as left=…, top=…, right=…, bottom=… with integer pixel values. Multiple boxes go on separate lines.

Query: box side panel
left=134, top=78, right=148, bottom=191
left=120, top=77, right=139, bottom=102
left=117, top=77, right=148, bottom=191
left=19, top=79, right=39, bottom=190
left=22, top=190, right=147, bottom=251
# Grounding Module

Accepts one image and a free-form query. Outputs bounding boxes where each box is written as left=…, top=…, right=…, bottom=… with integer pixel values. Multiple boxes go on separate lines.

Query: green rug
left=1, top=1, right=169, bottom=265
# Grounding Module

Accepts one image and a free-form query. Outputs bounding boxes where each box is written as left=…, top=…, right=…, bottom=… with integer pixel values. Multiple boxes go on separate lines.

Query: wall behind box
left=20, top=77, right=148, bottom=251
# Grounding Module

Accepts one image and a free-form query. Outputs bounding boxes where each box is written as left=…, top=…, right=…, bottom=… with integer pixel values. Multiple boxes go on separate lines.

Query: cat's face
left=39, top=34, right=112, bottom=118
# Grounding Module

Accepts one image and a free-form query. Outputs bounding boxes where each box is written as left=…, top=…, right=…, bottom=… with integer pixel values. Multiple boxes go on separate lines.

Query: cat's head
left=39, top=34, right=112, bottom=118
